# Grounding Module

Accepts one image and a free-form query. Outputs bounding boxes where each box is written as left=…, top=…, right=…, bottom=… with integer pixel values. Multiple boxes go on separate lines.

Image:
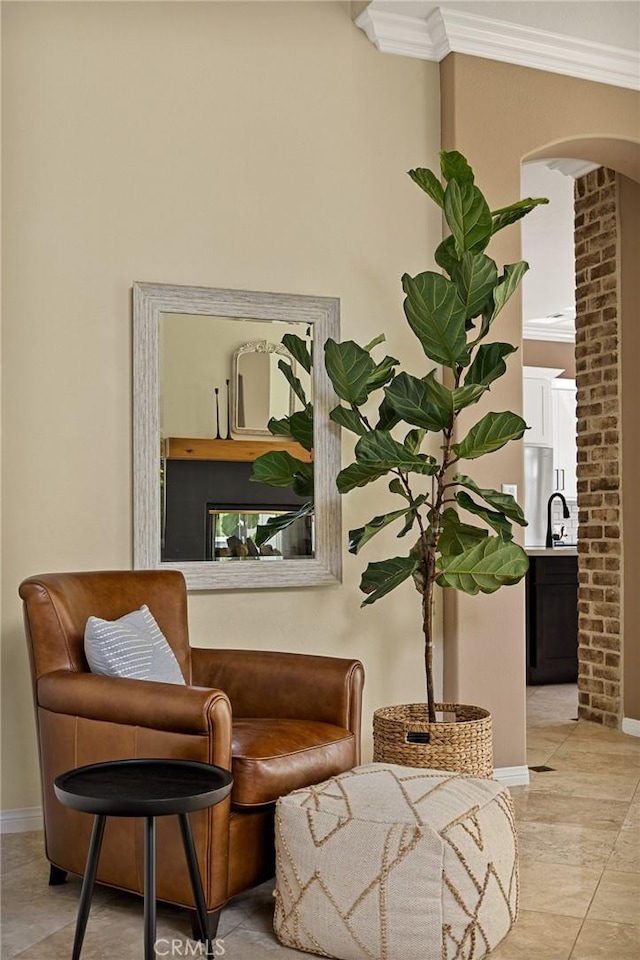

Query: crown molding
left=355, top=5, right=640, bottom=91
left=355, top=8, right=440, bottom=60
left=523, top=324, right=575, bottom=343
left=545, top=159, right=601, bottom=179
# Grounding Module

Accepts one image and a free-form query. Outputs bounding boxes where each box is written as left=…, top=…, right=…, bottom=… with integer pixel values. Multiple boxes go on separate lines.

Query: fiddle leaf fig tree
left=324, top=151, right=548, bottom=723
left=250, top=333, right=315, bottom=546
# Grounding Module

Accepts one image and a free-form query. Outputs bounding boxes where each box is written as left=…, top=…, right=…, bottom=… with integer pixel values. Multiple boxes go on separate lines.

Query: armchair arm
left=38, top=670, right=232, bottom=739
left=191, top=648, right=364, bottom=734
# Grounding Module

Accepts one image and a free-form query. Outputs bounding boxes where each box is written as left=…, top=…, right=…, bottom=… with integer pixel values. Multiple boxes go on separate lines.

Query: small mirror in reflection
left=233, top=340, right=300, bottom=436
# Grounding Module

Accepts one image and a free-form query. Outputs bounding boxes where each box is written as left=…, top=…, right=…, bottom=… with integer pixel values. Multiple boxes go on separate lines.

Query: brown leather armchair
left=19, top=570, right=364, bottom=937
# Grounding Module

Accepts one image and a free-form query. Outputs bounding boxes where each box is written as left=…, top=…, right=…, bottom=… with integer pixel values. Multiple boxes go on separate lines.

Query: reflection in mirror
left=160, top=315, right=313, bottom=564
left=133, top=283, right=341, bottom=590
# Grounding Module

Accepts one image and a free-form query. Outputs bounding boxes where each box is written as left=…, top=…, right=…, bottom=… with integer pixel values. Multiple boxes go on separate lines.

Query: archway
left=521, top=138, right=640, bottom=732
left=440, top=51, right=640, bottom=775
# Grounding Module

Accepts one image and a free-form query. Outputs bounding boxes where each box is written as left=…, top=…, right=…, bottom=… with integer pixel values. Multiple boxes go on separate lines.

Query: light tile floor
left=1, top=685, right=638, bottom=959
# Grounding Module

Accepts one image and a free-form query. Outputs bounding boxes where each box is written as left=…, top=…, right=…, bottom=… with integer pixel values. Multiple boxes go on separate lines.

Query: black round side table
left=54, top=758, right=233, bottom=960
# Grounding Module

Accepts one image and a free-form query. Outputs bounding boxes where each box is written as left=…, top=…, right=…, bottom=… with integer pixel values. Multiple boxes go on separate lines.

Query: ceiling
left=521, top=162, right=576, bottom=342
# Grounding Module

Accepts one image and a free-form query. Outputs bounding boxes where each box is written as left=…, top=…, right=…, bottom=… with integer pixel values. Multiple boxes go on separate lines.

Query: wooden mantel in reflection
left=163, top=437, right=312, bottom=463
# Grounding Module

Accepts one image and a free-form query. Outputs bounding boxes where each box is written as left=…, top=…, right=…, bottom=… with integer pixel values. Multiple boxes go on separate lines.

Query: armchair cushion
left=231, top=718, right=357, bottom=808
left=84, top=605, right=185, bottom=685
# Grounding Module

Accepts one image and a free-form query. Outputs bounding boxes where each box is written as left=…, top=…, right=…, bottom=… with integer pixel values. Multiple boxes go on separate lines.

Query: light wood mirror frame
left=133, top=282, right=342, bottom=591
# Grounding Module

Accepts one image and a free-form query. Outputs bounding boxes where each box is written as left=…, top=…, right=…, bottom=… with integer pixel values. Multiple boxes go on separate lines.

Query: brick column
left=574, top=167, right=622, bottom=728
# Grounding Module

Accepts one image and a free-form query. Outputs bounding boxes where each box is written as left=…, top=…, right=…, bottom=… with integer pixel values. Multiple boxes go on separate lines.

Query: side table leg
left=178, top=813, right=213, bottom=959
left=144, top=816, right=157, bottom=960
left=72, top=814, right=106, bottom=960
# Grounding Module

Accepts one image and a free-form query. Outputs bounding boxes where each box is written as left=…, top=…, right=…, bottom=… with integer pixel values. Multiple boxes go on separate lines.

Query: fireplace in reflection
left=161, top=459, right=313, bottom=562
left=205, top=506, right=313, bottom=561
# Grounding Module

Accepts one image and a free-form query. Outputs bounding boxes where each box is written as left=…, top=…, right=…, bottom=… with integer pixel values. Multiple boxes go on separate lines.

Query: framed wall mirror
left=133, top=282, right=341, bottom=590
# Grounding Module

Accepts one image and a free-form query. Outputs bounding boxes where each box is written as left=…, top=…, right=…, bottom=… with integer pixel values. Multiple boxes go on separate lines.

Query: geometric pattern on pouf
left=274, top=763, right=518, bottom=960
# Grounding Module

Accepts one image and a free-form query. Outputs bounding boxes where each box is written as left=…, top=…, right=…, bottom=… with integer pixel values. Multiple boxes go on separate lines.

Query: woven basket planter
left=373, top=702, right=493, bottom=778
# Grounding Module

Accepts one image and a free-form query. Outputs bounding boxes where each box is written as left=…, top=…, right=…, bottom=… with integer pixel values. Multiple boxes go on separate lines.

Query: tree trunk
left=423, top=578, right=436, bottom=723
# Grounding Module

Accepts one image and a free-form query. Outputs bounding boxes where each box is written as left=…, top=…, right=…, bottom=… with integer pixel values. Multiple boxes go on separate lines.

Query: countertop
left=525, top=546, right=578, bottom=556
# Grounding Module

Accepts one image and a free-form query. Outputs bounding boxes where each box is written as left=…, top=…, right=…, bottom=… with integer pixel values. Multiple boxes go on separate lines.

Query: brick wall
left=574, top=167, right=622, bottom=728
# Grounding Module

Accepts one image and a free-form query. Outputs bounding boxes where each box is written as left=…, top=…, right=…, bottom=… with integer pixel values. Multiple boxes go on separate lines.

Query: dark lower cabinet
left=526, top=554, right=578, bottom=684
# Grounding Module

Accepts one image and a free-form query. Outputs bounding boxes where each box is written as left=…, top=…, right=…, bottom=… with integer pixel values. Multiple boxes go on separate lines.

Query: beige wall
left=523, top=340, right=576, bottom=379
left=441, top=53, right=640, bottom=765
left=1, top=2, right=441, bottom=811
left=620, top=175, right=640, bottom=722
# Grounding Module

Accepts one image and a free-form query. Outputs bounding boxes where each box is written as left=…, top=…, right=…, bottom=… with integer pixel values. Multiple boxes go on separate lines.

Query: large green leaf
left=440, top=151, right=475, bottom=185
left=408, top=167, right=444, bottom=207
left=453, top=473, right=527, bottom=526
left=254, top=501, right=314, bottom=547
left=251, top=450, right=304, bottom=487
left=349, top=501, right=424, bottom=555
left=359, top=556, right=420, bottom=606
left=490, top=261, right=529, bottom=323
left=330, top=405, right=368, bottom=436
left=337, top=462, right=393, bottom=493
left=278, top=360, right=307, bottom=406
left=384, top=371, right=453, bottom=432
left=376, top=395, right=403, bottom=431
left=452, top=383, right=487, bottom=411
left=292, top=462, right=314, bottom=498
left=434, top=236, right=460, bottom=277
left=389, top=477, right=411, bottom=500
left=452, top=252, right=498, bottom=321
left=367, top=355, right=399, bottom=391
left=337, top=433, right=436, bottom=493
left=443, top=180, right=492, bottom=258
left=474, top=305, right=494, bottom=345
left=491, top=196, right=549, bottom=234
left=287, top=409, right=314, bottom=451
left=404, top=428, right=426, bottom=454
left=324, top=339, right=375, bottom=405
left=354, top=430, right=439, bottom=475
left=452, top=411, right=527, bottom=460
left=281, top=333, right=312, bottom=374
left=437, top=508, right=489, bottom=557
left=455, top=491, right=513, bottom=540
left=465, top=342, right=517, bottom=388
left=267, top=416, right=292, bottom=437
left=398, top=509, right=421, bottom=539
left=436, top=537, right=529, bottom=594
left=402, top=272, right=467, bottom=366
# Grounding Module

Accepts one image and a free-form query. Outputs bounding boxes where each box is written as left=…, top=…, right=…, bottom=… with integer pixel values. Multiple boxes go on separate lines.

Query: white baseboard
left=4, top=771, right=534, bottom=831
left=622, top=717, right=640, bottom=737
left=493, top=765, right=530, bottom=787
left=0, top=806, right=43, bottom=834
left=2, top=768, right=532, bottom=829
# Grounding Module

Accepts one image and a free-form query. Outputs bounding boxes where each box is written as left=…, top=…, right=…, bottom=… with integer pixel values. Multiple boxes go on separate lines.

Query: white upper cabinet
left=523, top=367, right=564, bottom=447
left=551, top=379, right=578, bottom=501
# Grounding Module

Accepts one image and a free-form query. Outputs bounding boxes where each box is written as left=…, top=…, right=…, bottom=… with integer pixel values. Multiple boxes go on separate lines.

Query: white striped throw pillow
left=84, top=605, right=185, bottom=684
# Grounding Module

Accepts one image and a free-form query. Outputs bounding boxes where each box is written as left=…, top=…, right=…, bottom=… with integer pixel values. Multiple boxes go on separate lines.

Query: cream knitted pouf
left=274, top=762, right=518, bottom=960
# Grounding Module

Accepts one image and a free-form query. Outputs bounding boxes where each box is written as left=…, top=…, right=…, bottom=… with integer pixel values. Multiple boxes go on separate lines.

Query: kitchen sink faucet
left=546, top=492, right=570, bottom=548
